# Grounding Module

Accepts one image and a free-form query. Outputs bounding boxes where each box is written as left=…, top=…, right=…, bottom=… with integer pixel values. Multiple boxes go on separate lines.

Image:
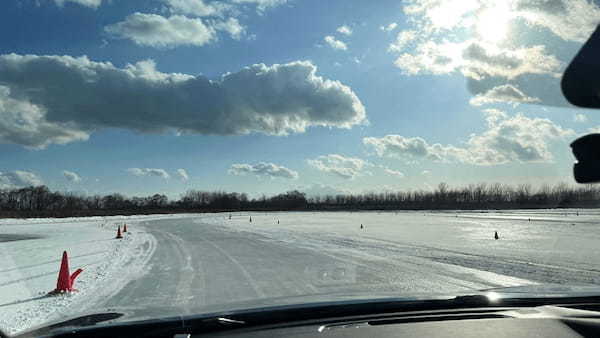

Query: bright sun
left=476, top=2, right=512, bottom=43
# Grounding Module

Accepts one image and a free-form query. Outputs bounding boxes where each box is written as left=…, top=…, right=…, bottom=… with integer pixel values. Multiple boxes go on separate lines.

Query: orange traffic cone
left=116, top=226, right=123, bottom=239
left=49, top=251, right=83, bottom=294
left=123, top=224, right=127, bottom=233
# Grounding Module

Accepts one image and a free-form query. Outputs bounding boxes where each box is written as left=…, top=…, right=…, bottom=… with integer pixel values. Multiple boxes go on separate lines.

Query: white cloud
left=380, top=23, right=398, bottom=32
left=213, top=17, right=245, bottom=39
left=574, top=113, right=588, bottom=123
left=105, top=13, right=216, bottom=48
left=231, top=0, right=288, bottom=12
left=383, top=167, right=405, bottom=178
left=364, top=134, right=456, bottom=161
left=54, top=0, right=101, bottom=8
left=324, top=35, right=348, bottom=51
left=62, top=170, right=82, bottom=183
left=469, top=84, right=540, bottom=106
left=127, top=168, right=170, bottom=179
left=164, top=0, right=230, bottom=17
left=403, top=0, right=478, bottom=31
left=403, top=0, right=600, bottom=43
left=364, top=110, right=574, bottom=165
left=461, top=42, right=561, bottom=80
left=421, top=170, right=430, bottom=175
left=464, top=109, right=575, bottom=164
left=228, top=162, right=298, bottom=179
left=391, top=0, right=597, bottom=107
left=0, top=171, right=44, bottom=188
left=514, top=0, right=600, bottom=43
left=394, top=40, right=561, bottom=80
left=393, top=40, right=462, bottom=75
left=176, top=168, right=189, bottom=181
left=127, top=168, right=145, bottom=176
left=388, top=30, right=416, bottom=52
left=307, top=154, right=371, bottom=179
left=336, top=25, right=353, bottom=36
left=0, top=54, right=366, bottom=148
left=113, top=1, right=274, bottom=48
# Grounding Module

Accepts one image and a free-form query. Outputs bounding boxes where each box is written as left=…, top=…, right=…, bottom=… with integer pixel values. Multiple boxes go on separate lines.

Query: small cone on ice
left=116, top=226, right=123, bottom=239
left=49, top=251, right=83, bottom=294
left=123, top=224, right=127, bottom=233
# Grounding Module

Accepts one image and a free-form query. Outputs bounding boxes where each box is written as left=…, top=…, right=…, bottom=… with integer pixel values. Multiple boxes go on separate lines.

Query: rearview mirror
left=571, top=134, right=600, bottom=183
left=562, top=25, right=600, bottom=108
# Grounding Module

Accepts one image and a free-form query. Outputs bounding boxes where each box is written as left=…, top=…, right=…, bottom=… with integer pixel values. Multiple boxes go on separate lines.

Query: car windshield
left=2, top=0, right=600, bottom=334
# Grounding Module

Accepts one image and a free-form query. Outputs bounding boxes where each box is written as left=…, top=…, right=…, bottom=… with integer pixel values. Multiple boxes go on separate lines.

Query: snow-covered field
left=2, top=210, right=600, bottom=334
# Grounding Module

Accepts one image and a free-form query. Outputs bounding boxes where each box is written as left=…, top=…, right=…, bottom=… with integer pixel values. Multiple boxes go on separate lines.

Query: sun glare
left=476, top=2, right=512, bottom=43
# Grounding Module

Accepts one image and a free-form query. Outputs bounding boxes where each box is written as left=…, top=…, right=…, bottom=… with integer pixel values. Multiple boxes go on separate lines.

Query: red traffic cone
left=123, top=224, right=127, bottom=233
left=116, top=226, right=123, bottom=239
left=49, top=251, right=83, bottom=294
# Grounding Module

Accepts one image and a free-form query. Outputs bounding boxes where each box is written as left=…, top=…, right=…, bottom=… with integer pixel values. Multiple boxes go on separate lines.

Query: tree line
left=1, top=182, right=599, bottom=218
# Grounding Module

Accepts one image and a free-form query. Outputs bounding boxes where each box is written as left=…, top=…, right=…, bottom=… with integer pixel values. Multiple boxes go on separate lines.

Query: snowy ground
left=0, top=214, right=182, bottom=334
left=2, top=210, right=600, bottom=334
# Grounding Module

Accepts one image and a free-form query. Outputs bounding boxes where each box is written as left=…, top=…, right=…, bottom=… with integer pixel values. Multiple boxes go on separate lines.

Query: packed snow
left=0, top=215, right=176, bottom=334
left=2, top=210, right=600, bottom=334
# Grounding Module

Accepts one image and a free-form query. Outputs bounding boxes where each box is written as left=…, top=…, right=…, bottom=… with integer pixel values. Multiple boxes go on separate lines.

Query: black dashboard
left=13, top=294, right=600, bottom=338
left=199, top=304, right=600, bottom=338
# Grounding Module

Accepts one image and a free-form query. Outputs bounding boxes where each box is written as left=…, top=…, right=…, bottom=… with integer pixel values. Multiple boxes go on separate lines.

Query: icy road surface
left=98, top=210, right=600, bottom=318
left=3, top=210, right=600, bottom=333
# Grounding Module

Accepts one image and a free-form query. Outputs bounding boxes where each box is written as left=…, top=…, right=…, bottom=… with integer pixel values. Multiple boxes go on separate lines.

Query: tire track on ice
left=195, top=235, right=266, bottom=299
left=161, top=230, right=205, bottom=314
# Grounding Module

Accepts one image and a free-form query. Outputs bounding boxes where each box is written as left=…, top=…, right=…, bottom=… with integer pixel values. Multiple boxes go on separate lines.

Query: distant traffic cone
left=49, top=251, right=83, bottom=294
left=116, top=226, right=123, bottom=239
left=123, top=224, right=127, bottom=233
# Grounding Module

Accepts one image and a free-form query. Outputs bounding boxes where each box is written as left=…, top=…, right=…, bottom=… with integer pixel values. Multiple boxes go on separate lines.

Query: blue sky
left=0, top=0, right=598, bottom=199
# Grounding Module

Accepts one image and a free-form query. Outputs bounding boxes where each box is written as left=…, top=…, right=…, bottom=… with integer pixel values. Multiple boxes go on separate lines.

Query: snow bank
left=0, top=214, right=188, bottom=334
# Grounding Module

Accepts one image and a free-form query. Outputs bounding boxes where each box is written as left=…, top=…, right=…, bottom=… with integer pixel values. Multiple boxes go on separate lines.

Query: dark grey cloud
left=0, top=54, right=366, bottom=148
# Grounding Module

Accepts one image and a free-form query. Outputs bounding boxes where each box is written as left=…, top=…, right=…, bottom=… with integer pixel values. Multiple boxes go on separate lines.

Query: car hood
left=14, top=283, right=600, bottom=337
left=75, top=283, right=600, bottom=323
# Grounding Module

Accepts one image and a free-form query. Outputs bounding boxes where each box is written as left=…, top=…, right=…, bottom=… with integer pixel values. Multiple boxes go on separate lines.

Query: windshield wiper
left=14, top=313, right=247, bottom=338
left=15, top=312, right=123, bottom=338
left=213, top=317, right=246, bottom=325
